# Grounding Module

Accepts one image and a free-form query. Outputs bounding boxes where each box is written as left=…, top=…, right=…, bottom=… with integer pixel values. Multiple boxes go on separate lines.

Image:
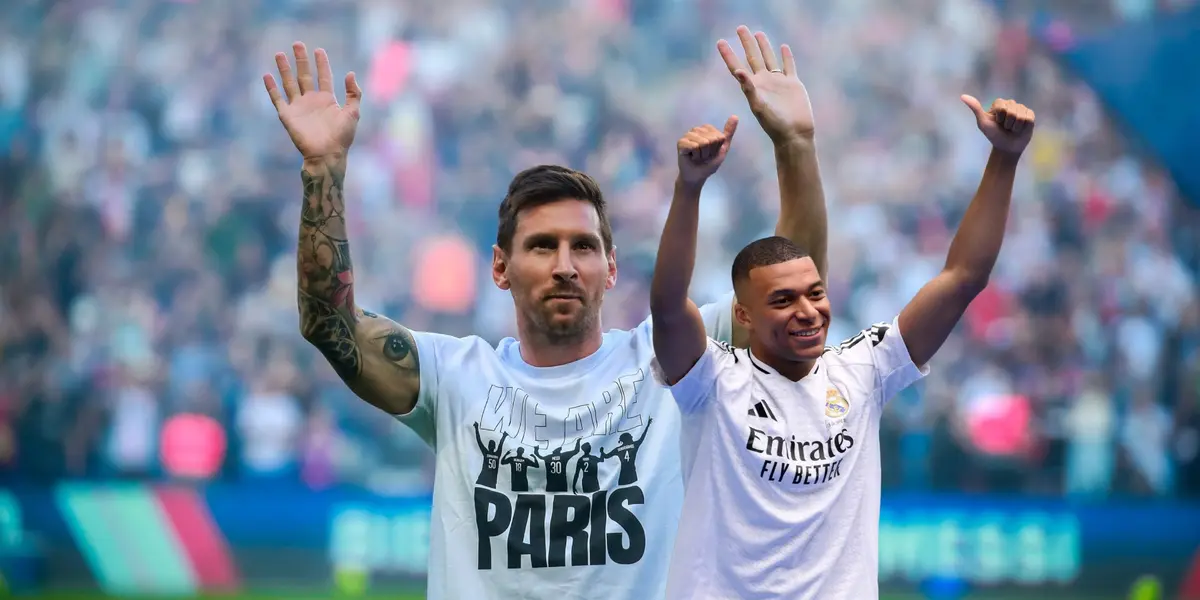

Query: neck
left=517, top=325, right=604, bottom=368
left=751, top=340, right=816, bottom=382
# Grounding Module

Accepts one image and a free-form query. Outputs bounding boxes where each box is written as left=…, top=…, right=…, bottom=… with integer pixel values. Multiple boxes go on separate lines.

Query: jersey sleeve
left=651, top=337, right=740, bottom=413
left=393, top=330, right=465, bottom=448
left=697, top=291, right=736, bottom=345
left=828, top=315, right=929, bottom=406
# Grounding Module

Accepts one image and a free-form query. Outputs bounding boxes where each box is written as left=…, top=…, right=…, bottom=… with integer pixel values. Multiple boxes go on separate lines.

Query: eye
left=381, top=333, right=412, bottom=362
left=810, top=289, right=826, bottom=299
left=575, top=241, right=596, bottom=251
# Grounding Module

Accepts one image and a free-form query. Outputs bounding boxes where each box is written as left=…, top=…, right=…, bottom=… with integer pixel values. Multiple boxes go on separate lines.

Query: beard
left=529, top=296, right=601, bottom=344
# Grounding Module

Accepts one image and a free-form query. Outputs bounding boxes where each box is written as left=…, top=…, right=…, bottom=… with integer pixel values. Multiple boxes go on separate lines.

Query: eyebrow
left=523, top=232, right=603, bottom=248
left=768, top=282, right=824, bottom=297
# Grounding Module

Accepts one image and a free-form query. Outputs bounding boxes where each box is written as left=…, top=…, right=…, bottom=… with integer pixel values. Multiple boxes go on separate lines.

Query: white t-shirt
left=398, top=294, right=734, bottom=600
left=655, top=316, right=928, bottom=600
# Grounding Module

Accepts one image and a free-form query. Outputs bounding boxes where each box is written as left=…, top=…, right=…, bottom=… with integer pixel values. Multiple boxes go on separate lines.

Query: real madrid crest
left=825, top=387, right=850, bottom=419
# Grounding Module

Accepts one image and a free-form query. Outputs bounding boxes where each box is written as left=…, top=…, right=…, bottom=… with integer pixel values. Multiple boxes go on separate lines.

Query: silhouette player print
left=572, top=442, right=604, bottom=494
left=534, top=439, right=581, bottom=493
left=600, top=417, right=654, bottom=486
left=473, top=421, right=508, bottom=489
left=501, top=447, right=540, bottom=492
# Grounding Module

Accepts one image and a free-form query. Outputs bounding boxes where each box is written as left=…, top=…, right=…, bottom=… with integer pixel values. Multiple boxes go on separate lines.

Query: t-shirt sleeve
left=697, top=291, right=736, bottom=345
left=829, top=315, right=929, bottom=406
left=651, top=337, right=740, bottom=414
left=393, top=330, right=459, bottom=448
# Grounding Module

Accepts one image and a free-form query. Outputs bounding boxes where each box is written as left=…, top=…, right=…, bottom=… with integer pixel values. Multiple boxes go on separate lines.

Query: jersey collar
left=747, top=349, right=822, bottom=380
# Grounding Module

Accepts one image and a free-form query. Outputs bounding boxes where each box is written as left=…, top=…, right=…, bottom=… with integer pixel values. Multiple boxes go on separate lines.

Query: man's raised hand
left=961, top=95, right=1036, bottom=156
left=264, top=42, right=362, bottom=162
left=677, top=117, right=739, bottom=187
left=718, top=26, right=815, bottom=145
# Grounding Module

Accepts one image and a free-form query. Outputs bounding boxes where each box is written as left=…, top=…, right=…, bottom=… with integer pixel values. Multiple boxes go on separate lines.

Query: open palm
left=264, top=42, right=362, bottom=161
left=718, top=27, right=815, bottom=144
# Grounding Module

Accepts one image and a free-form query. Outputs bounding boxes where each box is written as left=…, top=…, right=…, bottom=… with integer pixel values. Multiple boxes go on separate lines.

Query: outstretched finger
left=315, top=48, right=334, bottom=94
left=723, top=115, right=739, bottom=139
left=960, top=94, right=986, bottom=122
left=293, top=42, right=315, bottom=94
left=755, top=32, right=779, bottom=72
left=344, top=72, right=362, bottom=119
left=781, top=44, right=798, bottom=77
left=717, top=39, right=744, bottom=77
left=275, top=52, right=300, bottom=102
left=736, top=26, right=765, bottom=73
left=263, top=74, right=285, bottom=110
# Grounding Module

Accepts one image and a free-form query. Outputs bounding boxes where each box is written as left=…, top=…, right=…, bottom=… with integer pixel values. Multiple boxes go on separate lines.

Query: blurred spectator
left=1064, top=375, right=1116, bottom=498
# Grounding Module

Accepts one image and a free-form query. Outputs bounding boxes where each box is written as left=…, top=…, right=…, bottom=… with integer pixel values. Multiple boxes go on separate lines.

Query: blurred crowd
left=0, top=0, right=1197, bottom=499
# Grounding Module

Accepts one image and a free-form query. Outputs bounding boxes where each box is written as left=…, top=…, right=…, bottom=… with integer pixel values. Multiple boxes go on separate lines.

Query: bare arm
left=774, top=139, right=827, bottom=278
left=718, top=28, right=826, bottom=348
left=651, top=121, right=737, bottom=385
left=899, top=97, right=1035, bottom=367
left=265, top=43, right=423, bottom=416
left=650, top=179, right=711, bottom=385
left=297, top=158, right=421, bottom=415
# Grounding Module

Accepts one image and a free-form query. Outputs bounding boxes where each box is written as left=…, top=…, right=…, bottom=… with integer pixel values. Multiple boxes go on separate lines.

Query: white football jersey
left=654, top=316, right=928, bottom=600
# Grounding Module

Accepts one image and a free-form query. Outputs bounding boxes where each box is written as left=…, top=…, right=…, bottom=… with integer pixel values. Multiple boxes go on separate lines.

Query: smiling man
left=649, top=94, right=1036, bottom=599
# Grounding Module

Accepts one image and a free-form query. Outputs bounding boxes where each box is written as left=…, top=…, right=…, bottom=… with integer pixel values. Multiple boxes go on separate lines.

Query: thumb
left=344, top=72, right=363, bottom=119
left=960, top=94, right=986, bottom=122
left=723, top=115, right=739, bottom=141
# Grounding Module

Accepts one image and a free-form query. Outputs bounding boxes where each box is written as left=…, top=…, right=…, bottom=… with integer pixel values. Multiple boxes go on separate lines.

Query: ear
left=492, top=245, right=510, bottom=290
left=605, top=246, right=618, bottom=290
left=733, top=300, right=752, bottom=330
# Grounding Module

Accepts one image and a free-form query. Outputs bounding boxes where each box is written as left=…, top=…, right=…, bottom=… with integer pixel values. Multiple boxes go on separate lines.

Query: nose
left=793, top=298, right=820, bottom=323
left=551, top=246, right=578, bottom=282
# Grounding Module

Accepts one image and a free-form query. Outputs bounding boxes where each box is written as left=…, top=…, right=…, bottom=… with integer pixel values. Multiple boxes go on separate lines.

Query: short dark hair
left=731, top=236, right=810, bottom=285
left=496, top=165, right=614, bottom=253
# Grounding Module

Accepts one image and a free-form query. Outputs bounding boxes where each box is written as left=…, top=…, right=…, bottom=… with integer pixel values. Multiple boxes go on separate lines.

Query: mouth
left=545, top=295, right=582, bottom=302
left=788, top=326, right=822, bottom=339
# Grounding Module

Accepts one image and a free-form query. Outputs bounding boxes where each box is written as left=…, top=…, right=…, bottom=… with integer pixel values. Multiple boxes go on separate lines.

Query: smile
left=789, top=327, right=821, bottom=338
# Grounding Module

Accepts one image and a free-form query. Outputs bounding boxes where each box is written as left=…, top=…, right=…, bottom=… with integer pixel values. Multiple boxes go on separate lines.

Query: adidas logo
left=748, top=399, right=778, bottom=421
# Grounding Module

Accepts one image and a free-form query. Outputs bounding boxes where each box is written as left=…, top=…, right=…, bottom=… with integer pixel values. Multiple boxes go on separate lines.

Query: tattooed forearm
left=298, top=288, right=360, bottom=380
left=298, top=161, right=354, bottom=310
left=297, top=158, right=360, bottom=377
left=295, top=160, right=423, bottom=414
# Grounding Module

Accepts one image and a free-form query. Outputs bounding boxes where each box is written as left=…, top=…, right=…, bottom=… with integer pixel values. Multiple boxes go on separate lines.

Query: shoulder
left=822, top=321, right=893, bottom=362
left=709, top=340, right=753, bottom=379
left=819, top=322, right=893, bottom=384
left=415, top=331, right=497, bottom=362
